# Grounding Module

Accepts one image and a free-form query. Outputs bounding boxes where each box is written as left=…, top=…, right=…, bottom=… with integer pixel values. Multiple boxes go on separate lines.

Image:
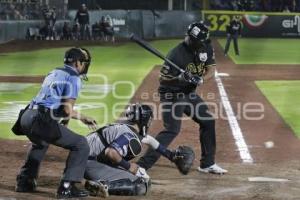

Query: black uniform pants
left=224, top=34, right=239, bottom=55
left=137, top=92, right=216, bottom=169
left=18, top=109, right=90, bottom=182
left=80, top=24, right=91, bottom=40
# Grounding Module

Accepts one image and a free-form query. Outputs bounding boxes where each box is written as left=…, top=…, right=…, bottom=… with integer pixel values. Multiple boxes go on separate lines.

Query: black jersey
left=43, top=8, right=56, bottom=26
left=226, top=20, right=242, bottom=35
left=159, top=40, right=216, bottom=94
left=75, top=9, right=89, bottom=25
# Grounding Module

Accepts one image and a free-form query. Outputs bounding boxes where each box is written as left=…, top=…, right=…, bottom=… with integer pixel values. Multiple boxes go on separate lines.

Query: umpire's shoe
left=57, top=181, right=89, bottom=199
left=15, top=175, right=37, bottom=192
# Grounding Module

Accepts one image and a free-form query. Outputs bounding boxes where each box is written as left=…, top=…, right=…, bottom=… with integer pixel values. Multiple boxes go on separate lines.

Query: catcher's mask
left=125, top=103, right=153, bottom=137
left=64, top=47, right=91, bottom=81
left=186, top=22, right=209, bottom=49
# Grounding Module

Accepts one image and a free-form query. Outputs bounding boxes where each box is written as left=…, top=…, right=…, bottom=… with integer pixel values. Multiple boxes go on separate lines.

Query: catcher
left=84, top=103, right=195, bottom=197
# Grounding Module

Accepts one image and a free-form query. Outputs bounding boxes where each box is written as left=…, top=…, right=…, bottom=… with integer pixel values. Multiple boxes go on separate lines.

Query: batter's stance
left=12, top=47, right=97, bottom=199
left=137, top=22, right=227, bottom=174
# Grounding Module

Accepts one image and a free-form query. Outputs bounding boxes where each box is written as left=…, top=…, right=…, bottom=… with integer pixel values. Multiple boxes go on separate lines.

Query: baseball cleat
left=198, top=164, right=228, bottom=175
left=85, top=180, right=109, bottom=198
left=56, top=181, right=89, bottom=199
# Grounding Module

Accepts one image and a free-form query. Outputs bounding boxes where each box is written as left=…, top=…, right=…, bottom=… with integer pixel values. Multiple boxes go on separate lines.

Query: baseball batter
left=137, top=22, right=227, bottom=174
left=84, top=104, right=195, bottom=197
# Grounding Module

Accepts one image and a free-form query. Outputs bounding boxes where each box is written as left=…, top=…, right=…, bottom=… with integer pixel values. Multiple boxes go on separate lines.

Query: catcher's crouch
left=84, top=104, right=195, bottom=197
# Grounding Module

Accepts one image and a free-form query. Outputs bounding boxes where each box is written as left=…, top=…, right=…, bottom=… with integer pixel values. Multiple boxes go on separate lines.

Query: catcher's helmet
left=125, top=103, right=153, bottom=137
left=187, top=22, right=209, bottom=43
left=64, top=47, right=91, bottom=80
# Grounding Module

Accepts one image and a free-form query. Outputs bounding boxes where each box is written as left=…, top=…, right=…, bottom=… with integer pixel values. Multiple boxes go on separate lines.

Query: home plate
left=216, top=72, right=230, bottom=77
left=248, top=177, right=290, bottom=182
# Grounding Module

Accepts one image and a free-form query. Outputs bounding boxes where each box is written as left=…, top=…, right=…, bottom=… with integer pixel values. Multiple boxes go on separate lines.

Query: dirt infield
left=0, top=39, right=300, bottom=200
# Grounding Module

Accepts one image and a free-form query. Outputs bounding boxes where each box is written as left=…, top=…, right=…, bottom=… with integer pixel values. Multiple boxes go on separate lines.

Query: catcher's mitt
left=172, top=145, right=195, bottom=175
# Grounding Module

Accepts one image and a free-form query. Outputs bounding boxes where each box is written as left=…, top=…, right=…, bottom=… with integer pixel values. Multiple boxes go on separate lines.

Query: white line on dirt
left=215, top=71, right=253, bottom=163
left=216, top=72, right=230, bottom=77
left=248, top=177, right=289, bottom=182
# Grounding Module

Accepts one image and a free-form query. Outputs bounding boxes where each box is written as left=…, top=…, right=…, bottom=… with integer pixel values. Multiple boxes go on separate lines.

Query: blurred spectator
left=42, top=5, right=57, bottom=40
left=61, top=22, right=72, bottom=40
left=72, top=23, right=81, bottom=40
left=0, top=1, right=65, bottom=20
left=74, top=3, right=91, bottom=40
left=99, top=16, right=115, bottom=42
left=92, top=21, right=102, bottom=40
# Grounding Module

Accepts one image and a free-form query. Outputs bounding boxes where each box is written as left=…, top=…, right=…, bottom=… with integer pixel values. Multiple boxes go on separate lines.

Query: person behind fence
left=42, top=5, right=56, bottom=40
left=99, top=16, right=115, bottom=42
left=12, top=47, right=98, bottom=199
left=72, top=22, right=81, bottom=40
left=75, top=3, right=90, bottom=40
left=104, top=17, right=115, bottom=42
left=92, top=21, right=101, bottom=40
left=62, top=22, right=72, bottom=40
left=224, top=17, right=242, bottom=56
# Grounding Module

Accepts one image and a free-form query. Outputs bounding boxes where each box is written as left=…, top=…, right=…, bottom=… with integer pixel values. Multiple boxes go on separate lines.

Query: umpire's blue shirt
left=31, top=65, right=81, bottom=109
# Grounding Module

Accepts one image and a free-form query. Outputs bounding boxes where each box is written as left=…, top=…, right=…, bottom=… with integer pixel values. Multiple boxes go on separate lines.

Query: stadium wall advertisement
left=202, top=10, right=300, bottom=38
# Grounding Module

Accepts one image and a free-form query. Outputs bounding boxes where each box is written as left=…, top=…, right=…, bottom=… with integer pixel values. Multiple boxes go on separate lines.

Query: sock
left=156, top=144, right=174, bottom=161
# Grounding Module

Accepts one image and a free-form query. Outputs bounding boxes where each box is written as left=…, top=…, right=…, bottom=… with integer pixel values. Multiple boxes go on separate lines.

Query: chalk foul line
left=215, top=71, right=253, bottom=163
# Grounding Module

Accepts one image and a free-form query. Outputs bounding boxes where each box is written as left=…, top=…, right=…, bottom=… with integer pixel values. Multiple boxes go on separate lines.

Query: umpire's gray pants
left=84, top=160, right=137, bottom=182
left=18, top=109, right=90, bottom=182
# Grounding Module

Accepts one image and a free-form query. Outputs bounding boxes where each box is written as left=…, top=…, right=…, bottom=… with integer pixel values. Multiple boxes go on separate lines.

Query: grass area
left=256, top=80, right=300, bottom=137
left=0, top=40, right=181, bottom=139
left=218, top=38, right=300, bottom=65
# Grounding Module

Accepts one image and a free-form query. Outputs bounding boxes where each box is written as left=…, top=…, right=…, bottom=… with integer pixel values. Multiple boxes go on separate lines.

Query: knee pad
left=108, top=177, right=149, bottom=196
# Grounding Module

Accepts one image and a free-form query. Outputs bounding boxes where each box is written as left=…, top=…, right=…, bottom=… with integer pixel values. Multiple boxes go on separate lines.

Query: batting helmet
left=187, top=22, right=209, bottom=43
left=125, top=103, right=153, bottom=137
left=64, top=47, right=91, bottom=80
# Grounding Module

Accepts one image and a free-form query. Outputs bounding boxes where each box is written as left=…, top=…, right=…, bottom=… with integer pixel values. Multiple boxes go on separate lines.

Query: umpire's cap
left=187, top=21, right=209, bottom=43
left=64, top=47, right=91, bottom=80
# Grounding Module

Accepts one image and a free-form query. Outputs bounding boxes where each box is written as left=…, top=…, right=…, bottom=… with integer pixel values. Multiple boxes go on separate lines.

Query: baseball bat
left=130, top=34, right=185, bottom=73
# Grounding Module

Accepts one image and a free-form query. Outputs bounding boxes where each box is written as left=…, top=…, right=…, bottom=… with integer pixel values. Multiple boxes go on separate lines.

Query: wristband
left=118, top=158, right=130, bottom=170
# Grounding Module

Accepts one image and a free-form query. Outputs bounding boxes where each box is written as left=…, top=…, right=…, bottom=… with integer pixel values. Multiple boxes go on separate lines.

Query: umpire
left=224, top=17, right=242, bottom=56
left=137, top=22, right=227, bottom=174
left=13, top=47, right=97, bottom=199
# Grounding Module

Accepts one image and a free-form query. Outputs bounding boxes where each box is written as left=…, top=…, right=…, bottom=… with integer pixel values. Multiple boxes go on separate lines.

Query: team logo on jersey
left=186, top=63, right=205, bottom=76
left=199, top=53, right=208, bottom=62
